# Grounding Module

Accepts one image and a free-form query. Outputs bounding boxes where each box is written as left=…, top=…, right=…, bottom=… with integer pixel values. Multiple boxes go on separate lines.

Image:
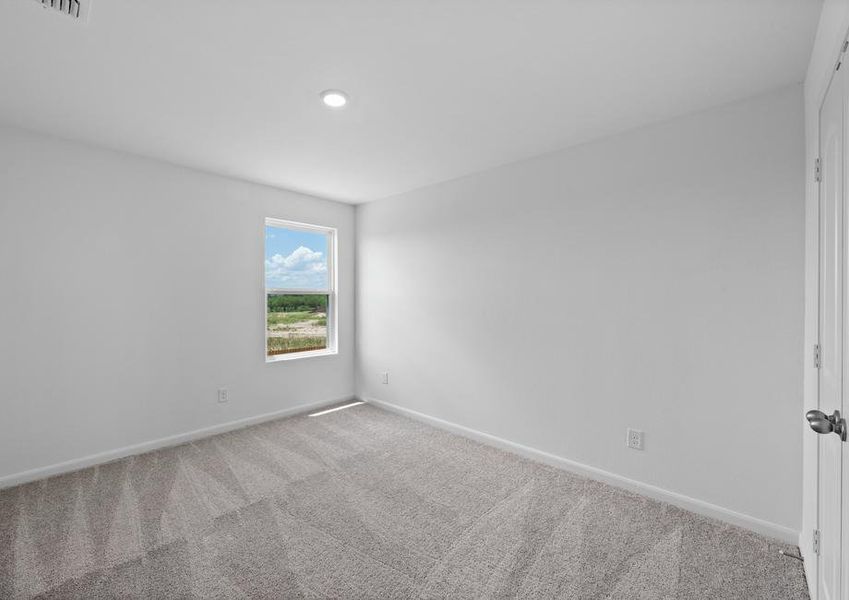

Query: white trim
left=267, top=289, right=331, bottom=295
left=266, top=348, right=338, bottom=362
left=364, top=396, right=799, bottom=545
left=0, top=395, right=355, bottom=490
left=264, top=216, right=336, bottom=236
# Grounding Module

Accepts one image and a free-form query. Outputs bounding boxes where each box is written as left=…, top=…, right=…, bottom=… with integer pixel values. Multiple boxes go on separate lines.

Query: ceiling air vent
left=32, top=0, right=91, bottom=21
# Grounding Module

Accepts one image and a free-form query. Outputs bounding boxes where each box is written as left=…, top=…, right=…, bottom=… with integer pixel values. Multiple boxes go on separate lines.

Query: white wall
left=357, top=86, right=805, bottom=534
left=0, top=125, right=355, bottom=483
left=802, top=1, right=849, bottom=593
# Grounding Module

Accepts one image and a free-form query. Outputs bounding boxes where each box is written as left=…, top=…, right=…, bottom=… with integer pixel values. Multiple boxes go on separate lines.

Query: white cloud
left=269, top=246, right=323, bottom=269
left=265, top=246, right=327, bottom=289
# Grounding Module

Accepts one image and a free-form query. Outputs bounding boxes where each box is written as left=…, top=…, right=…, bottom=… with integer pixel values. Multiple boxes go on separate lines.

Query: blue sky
left=265, top=225, right=329, bottom=290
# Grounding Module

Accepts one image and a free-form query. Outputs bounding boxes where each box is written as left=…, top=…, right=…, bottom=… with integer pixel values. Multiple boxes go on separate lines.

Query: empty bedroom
left=1, top=0, right=848, bottom=598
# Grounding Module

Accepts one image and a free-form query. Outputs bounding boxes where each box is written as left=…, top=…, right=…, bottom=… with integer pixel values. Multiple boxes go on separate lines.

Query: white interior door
left=840, top=56, right=849, bottom=600
left=818, top=54, right=847, bottom=600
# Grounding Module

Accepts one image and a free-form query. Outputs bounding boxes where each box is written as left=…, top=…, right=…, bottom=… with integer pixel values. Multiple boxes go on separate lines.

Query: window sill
left=266, top=348, right=338, bottom=363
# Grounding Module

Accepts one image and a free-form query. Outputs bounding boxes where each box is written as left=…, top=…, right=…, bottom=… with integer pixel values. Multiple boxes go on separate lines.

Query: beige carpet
left=0, top=402, right=808, bottom=599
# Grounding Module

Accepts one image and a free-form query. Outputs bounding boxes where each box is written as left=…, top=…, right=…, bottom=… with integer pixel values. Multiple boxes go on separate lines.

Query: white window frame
left=264, top=217, right=338, bottom=362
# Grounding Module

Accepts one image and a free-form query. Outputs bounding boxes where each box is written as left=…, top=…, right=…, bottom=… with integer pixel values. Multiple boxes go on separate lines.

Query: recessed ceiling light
left=320, top=89, right=349, bottom=109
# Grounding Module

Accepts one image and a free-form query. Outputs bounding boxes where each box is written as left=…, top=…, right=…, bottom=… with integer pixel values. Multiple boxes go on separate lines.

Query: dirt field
left=266, top=311, right=327, bottom=355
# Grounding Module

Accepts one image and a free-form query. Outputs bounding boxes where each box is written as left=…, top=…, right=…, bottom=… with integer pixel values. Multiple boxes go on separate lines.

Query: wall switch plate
left=381, top=372, right=389, bottom=384
left=218, top=388, right=229, bottom=403
left=626, top=428, right=644, bottom=450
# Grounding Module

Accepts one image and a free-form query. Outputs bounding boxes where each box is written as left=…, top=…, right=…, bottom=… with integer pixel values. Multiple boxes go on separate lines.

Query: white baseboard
left=364, top=396, right=799, bottom=545
left=0, top=396, right=354, bottom=490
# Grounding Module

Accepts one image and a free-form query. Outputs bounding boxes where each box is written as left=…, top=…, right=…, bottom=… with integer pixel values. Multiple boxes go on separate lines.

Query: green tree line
left=267, top=294, right=327, bottom=313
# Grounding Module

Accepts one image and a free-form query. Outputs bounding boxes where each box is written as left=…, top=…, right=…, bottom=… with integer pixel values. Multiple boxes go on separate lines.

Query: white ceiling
left=0, top=0, right=822, bottom=203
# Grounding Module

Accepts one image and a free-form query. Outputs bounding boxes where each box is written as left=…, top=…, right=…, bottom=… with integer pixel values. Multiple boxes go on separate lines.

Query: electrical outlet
left=626, top=428, right=644, bottom=451
left=381, top=372, right=389, bottom=384
left=218, top=388, right=229, bottom=403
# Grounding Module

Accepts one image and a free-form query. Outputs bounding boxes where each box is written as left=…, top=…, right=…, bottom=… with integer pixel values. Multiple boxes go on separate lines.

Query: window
left=265, top=218, right=337, bottom=361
